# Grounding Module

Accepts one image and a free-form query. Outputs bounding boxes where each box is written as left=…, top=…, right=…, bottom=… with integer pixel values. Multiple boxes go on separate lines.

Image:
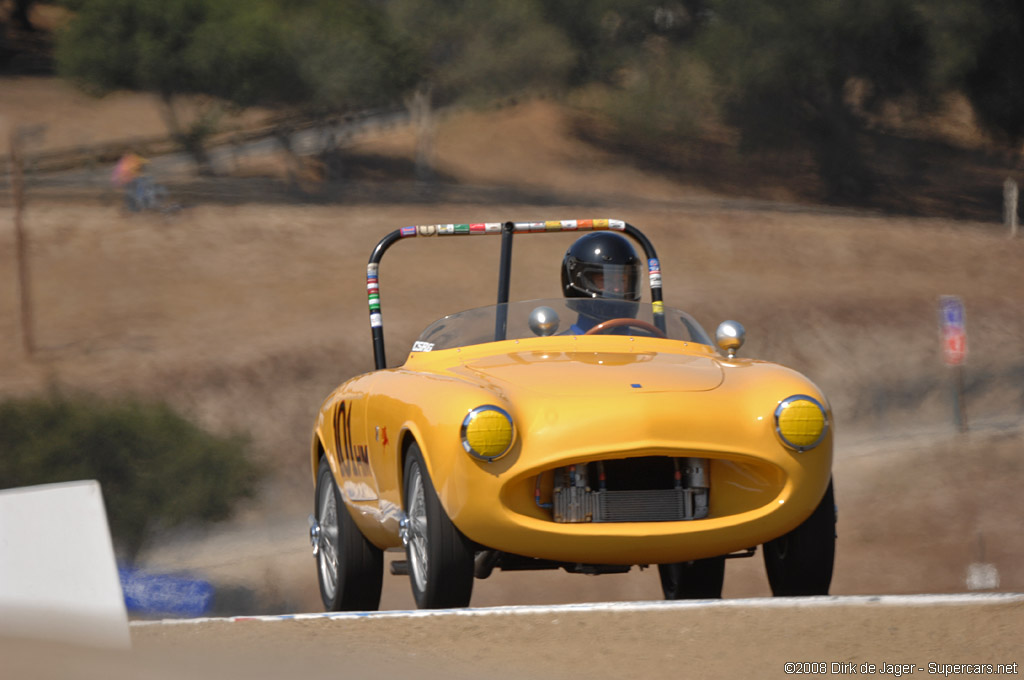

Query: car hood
left=454, top=349, right=724, bottom=397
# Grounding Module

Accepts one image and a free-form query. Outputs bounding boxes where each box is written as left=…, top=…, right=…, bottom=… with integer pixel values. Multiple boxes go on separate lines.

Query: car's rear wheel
left=313, top=457, right=383, bottom=611
left=658, top=557, right=726, bottom=599
left=403, top=442, right=474, bottom=609
left=763, top=479, right=836, bottom=596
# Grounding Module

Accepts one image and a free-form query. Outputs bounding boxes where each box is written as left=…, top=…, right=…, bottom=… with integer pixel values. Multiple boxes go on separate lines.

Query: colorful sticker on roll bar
left=411, top=341, right=434, bottom=352
left=367, top=265, right=380, bottom=313
left=400, top=220, right=627, bottom=237
left=511, top=219, right=620, bottom=233
left=470, top=223, right=502, bottom=234
left=515, top=222, right=543, bottom=233
left=648, top=258, right=662, bottom=289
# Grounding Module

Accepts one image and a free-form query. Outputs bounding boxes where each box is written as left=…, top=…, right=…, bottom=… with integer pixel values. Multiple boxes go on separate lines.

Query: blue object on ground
left=119, top=566, right=214, bottom=617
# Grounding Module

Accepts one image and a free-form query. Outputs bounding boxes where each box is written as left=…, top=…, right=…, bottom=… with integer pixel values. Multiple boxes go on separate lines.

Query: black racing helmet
left=562, top=232, right=642, bottom=321
left=562, top=231, right=642, bottom=301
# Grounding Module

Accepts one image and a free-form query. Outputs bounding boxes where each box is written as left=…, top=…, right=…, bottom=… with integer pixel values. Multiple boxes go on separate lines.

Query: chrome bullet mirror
left=715, top=320, right=746, bottom=358
left=528, top=306, right=560, bottom=336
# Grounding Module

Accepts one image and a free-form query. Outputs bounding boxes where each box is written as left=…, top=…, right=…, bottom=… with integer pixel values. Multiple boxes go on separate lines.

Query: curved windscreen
left=412, top=299, right=713, bottom=353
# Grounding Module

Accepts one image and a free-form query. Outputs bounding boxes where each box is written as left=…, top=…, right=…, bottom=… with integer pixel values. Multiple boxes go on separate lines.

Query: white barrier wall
left=0, top=481, right=130, bottom=648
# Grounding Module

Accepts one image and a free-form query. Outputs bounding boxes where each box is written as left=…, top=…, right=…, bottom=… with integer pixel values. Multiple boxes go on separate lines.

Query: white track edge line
left=131, top=592, right=1024, bottom=627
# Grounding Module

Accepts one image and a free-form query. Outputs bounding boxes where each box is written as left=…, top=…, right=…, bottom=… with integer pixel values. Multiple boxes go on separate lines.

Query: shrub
left=0, top=393, right=259, bottom=562
left=587, top=42, right=720, bottom=149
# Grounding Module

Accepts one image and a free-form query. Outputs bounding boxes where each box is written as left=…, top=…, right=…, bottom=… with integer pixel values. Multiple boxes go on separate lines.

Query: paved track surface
left=4, top=595, right=1022, bottom=679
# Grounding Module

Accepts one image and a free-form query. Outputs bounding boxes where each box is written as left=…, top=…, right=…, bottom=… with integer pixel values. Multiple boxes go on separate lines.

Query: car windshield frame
left=412, top=298, right=713, bottom=353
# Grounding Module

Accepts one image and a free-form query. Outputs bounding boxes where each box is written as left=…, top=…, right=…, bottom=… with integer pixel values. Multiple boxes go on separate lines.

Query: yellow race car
left=309, top=219, right=835, bottom=610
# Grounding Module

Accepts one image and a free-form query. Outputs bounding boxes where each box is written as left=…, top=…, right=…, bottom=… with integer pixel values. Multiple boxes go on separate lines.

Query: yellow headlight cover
left=775, top=396, right=827, bottom=451
left=461, top=406, right=514, bottom=461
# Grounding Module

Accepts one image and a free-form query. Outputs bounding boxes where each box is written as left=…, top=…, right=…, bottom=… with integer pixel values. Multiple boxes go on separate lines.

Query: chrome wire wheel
left=312, top=457, right=383, bottom=611
left=406, top=460, right=430, bottom=594
left=316, top=476, right=340, bottom=603
left=402, top=443, right=474, bottom=609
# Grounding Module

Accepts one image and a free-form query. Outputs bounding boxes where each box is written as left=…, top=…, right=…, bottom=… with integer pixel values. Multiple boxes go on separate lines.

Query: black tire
left=658, top=557, right=726, bottom=599
left=763, top=479, right=836, bottom=596
left=313, top=457, right=383, bottom=611
left=403, top=442, right=475, bottom=609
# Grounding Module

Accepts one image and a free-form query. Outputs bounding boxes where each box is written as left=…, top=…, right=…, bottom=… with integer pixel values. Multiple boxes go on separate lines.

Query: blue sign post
left=938, top=296, right=968, bottom=432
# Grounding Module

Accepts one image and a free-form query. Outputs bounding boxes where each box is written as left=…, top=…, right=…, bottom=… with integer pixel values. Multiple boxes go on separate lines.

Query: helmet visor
left=566, top=260, right=641, bottom=301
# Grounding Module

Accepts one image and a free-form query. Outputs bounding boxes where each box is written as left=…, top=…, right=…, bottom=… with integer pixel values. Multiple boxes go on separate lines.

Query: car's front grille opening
left=538, top=456, right=710, bottom=523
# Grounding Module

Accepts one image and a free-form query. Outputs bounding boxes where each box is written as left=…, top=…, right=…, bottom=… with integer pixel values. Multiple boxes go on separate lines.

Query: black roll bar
left=365, top=220, right=664, bottom=370
left=494, top=221, right=516, bottom=342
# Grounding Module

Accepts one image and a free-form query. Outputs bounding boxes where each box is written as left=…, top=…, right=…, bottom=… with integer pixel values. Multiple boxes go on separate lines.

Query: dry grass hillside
left=2, top=76, right=1022, bottom=614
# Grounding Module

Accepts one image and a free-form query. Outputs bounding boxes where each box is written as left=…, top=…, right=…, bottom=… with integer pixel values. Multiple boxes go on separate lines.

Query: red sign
left=943, top=327, right=967, bottom=365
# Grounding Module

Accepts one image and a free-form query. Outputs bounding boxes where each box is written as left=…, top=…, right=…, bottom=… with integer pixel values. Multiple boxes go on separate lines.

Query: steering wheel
left=583, top=318, right=666, bottom=338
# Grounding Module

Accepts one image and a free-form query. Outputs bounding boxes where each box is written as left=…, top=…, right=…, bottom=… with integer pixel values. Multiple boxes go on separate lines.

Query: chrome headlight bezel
left=460, top=405, right=515, bottom=462
left=774, top=394, right=829, bottom=452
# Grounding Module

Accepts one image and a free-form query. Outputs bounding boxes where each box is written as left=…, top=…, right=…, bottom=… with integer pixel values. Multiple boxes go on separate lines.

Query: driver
left=561, top=232, right=642, bottom=334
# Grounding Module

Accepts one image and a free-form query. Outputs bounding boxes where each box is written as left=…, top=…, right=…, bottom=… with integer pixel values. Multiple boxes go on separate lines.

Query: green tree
left=537, top=0, right=711, bottom=85
left=386, top=0, right=575, bottom=178
left=925, top=0, right=1024, bottom=158
left=0, top=393, right=259, bottom=562
left=581, top=38, right=719, bottom=151
left=280, top=0, right=415, bottom=115
left=56, top=0, right=289, bottom=171
left=55, top=0, right=410, bottom=172
left=697, top=0, right=933, bottom=201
